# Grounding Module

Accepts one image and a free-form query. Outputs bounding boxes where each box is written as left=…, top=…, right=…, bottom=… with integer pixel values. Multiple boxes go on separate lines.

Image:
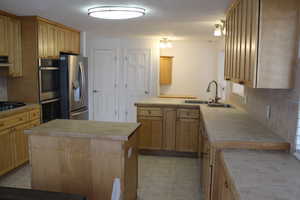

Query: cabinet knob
left=93, top=90, right=99, bottom=93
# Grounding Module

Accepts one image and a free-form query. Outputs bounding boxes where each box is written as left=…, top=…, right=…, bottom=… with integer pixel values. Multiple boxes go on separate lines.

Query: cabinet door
left=0, top=129, right=15, bottom=176
left=201, top=136, right=212, bottom=200
left=160, top=56, right=173, bottom=85
left=13, top=120, right=40, bottom=167
left=8, top=18, right=22, bottom=77
left=162, top=108, right=176, bottom=150
left=38, top=21, right=48, bottom=58
left=175, top=118, right=199, bottom=152
left=0, top=15, right=9, bottom=56
left=124, top=131, right=138, bottom=200
left=137, top=116, right=163, bottom=150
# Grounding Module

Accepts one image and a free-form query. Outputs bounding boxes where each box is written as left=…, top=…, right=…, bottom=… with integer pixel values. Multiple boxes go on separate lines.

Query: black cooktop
left=0, top=102, right=26, bottom=112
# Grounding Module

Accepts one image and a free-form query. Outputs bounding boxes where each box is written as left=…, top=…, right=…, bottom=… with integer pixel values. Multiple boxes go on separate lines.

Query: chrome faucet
left=206, top=80, right=221, bottom=103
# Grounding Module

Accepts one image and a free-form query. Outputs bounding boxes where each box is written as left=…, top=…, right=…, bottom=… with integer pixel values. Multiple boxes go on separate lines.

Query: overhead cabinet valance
left=224, top=0, right=298, bottom=89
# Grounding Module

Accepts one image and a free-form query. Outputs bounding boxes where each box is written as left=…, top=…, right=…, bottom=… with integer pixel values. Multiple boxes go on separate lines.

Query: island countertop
left=222, top=149, right=300, bottom=200
left=25, top=119, right=140, bottom=141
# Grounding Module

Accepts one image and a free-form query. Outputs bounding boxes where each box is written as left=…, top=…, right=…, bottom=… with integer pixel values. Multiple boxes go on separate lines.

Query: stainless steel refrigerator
left=60, top=55, right=89, bottom=120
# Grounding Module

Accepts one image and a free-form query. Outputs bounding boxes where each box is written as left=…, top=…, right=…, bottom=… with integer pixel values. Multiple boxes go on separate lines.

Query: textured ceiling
left=0, top=0, right=233, bottom=39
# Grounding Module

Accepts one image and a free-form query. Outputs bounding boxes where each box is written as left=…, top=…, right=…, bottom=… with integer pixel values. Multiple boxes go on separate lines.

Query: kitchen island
left=25, top=119, right=140, bottom=200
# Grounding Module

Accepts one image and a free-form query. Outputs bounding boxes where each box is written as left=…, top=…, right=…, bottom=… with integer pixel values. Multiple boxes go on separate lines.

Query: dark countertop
left=0, top=187, right=86, bottom=200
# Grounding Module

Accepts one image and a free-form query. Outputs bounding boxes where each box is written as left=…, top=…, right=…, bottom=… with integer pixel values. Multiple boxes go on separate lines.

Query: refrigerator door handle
left=79, top=62, right=86, bottom=102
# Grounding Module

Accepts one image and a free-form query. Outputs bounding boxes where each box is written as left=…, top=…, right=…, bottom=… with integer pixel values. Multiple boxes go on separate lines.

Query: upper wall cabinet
left=224, top=0, right=299, bottom=89
left=38, top=19, right=80, bottom=58
left=160, top=56, right=173, bottom=85
left=0, top=13, right=22, bottom=77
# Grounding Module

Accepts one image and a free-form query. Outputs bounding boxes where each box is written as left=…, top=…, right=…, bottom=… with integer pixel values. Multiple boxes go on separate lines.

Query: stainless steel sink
left=207, top=103, right=232, bottom=108
left=184, top=100, right=209, bottom=104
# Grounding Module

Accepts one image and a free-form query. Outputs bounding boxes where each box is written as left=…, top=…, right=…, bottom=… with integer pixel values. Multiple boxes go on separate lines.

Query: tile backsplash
left=0, top=77, right=7, bottom=101
left=227, top=65, right=300, bottom=152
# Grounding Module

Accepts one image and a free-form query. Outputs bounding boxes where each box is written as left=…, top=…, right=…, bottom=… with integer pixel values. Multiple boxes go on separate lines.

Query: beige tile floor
left=0, top=155, right=202, bottom=200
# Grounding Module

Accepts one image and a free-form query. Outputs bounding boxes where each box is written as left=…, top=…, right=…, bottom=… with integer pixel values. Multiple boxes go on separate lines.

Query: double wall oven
left=39, top=58, right=61, bottom=122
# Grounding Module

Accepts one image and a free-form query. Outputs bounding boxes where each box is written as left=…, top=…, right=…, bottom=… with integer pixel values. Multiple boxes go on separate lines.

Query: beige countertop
left=135, top=98, right=200, bottom=108
left=0, top=104, right=40, bottom=118
left=135, top=98, right=288, bottom=148
left=199, top=105, right=288, bottom=147
left=222, top=149, right=300, bottom=200
left=25, top=119, right=140, bottom=141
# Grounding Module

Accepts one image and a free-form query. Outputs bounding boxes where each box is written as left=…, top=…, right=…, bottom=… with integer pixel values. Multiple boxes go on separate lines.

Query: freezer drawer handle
left=72, top=110, right=88, bottom=117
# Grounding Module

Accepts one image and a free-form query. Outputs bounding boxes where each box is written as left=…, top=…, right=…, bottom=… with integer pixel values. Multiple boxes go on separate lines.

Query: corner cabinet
left=224, top=0, right=299, bottom=89
left=0, top=13, right=22, bottom=77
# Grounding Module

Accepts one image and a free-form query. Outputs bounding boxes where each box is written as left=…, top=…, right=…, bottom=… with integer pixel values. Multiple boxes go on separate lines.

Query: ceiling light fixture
left=88, top=6, right=146, bottom=20
left=160, top=38, right=172, bottom=48
left=213, top=20, right=226, bottom=37
left=214, top=24, right=222, bottom=37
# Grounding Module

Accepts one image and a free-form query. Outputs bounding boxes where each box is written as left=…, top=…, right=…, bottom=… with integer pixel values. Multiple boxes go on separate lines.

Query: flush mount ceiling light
left=160, top=38, right=172, bottom=48
left=88, top=6, right=146, bottom=20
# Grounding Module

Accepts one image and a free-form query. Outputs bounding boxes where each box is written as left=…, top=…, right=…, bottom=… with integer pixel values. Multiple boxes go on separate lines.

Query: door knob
left=93, top=90, right=99, bottom=93
left=145, top=91, right=149, bottom=94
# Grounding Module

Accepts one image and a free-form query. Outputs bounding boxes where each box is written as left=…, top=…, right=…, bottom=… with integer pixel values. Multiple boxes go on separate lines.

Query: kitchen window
left=295, top=107, right=300, bottom=160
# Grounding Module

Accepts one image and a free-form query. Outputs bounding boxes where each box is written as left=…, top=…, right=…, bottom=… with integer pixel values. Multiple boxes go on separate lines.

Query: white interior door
left=122, top=49, right=151, bottom=122
left=93, top=49, right=118, bottom=121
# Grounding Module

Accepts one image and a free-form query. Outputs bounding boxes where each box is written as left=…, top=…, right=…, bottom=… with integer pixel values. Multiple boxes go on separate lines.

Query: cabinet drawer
left=0, top=112, right=29, bottom=131
left=137, top=107, right=162, bottom=117
left=29, top=109, right=40, bottom=121
left=177, top=109, right=199, bottom=119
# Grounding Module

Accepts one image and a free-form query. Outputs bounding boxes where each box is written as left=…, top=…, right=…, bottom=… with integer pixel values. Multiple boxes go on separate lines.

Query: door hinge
left=114, top=56, right=118, bottom=62
left=125, top=83, right=128, bottom=88
left=125, top=111, right=128, bottom=115
left=115, top=110, right=118, bottom=115
left=125, top=56, right=128, bottom=61
left=114, top=83, right=117, bottom=88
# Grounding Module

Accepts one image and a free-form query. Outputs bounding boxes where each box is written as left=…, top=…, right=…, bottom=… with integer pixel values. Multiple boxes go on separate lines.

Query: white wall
left=160, top=39, right=219, bottom=100
left=86, top=33, right=160, bottom=120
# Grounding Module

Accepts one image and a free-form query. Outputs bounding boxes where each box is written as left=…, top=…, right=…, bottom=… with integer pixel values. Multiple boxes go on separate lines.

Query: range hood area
left=0, top=56, right=12, bottom=67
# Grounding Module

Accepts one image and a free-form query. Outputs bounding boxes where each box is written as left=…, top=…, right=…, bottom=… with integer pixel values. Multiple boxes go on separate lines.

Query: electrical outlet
left=266, top=105, right=271, bottom=120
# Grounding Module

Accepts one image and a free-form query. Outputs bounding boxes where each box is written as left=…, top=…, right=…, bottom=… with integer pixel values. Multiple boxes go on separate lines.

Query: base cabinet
left=175, top=118, right=199, bottom=152
left=200, top=131, right=212, bottom=200
left=138, top=116, right=163, bottom=150
left=137, top=106, right=200, bottom=153
left=0, top=129, right=15, bottom=175
left=212, top=153, right=237, bottom=200
left=0, top=107, right=40, bottom=176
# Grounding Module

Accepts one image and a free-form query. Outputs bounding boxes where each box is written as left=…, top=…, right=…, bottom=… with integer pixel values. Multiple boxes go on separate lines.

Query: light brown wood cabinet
left=200, top=128, right=212, bottom=200
left=160, top=56, right=173, bottom=85
left=176, top=118, right=199, bottom=152
left=212, top=153, right=237, bottom=200
left=0, top=15, right=9, bottom=56
left=0, top=12, right=22, bottom=77
left=38, top=19, right=80, bottom=58
left=137, top=106, right=200, bottom=153
left=138, top=116, right=163, bottom=150
left=162, top=108, right=177, bottom=150
left=0, top=107, right=40, bottom=176
left=225, top=0, right=298, bottom=89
